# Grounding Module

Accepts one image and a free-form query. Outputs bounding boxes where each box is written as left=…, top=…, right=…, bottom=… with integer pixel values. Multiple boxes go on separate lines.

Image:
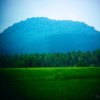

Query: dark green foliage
left=0, top=50, right=100, bottom=68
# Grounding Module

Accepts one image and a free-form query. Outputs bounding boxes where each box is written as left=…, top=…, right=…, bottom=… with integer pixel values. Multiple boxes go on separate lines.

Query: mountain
left=0, top=17, right=100, bottom=54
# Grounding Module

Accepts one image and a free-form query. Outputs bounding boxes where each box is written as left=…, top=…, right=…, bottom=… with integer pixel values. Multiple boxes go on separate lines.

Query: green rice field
left=0, top=67, right=100, bottom=100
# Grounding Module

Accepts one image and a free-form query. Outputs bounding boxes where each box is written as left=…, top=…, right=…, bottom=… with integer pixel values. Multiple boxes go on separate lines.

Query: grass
left=0, top=67, right=100, bottom=100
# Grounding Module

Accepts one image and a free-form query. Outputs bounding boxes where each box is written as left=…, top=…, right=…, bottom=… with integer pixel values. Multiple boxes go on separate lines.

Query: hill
left=0, top=17, right=100, bottom=54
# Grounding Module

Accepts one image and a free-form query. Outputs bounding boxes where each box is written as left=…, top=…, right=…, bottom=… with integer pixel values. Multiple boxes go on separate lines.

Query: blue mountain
left=0, top=17, right=100, bottom=54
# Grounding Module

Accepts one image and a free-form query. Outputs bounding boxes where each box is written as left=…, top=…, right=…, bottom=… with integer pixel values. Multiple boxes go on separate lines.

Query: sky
left=0, top=0, right=100, bottom=33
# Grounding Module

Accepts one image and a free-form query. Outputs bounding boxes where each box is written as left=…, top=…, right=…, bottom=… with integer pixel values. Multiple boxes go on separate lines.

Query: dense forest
left=0, top=50, right=100, bottom=68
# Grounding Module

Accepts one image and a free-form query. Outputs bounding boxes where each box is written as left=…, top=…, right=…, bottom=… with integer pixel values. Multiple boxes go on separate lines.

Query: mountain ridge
left=0, top=17, right=100, bottom=54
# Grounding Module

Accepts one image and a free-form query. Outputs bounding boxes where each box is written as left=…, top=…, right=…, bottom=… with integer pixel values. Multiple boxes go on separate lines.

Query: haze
left=0, top=0, right=100, bottom=33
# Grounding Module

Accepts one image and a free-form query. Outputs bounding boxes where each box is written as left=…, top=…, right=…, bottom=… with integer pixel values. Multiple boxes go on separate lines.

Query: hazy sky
left=0, top=0, right=100, bottom=32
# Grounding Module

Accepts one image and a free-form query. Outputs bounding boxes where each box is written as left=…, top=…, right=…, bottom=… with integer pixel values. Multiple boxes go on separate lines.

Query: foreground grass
left=0, top=67, right=100, bottom=100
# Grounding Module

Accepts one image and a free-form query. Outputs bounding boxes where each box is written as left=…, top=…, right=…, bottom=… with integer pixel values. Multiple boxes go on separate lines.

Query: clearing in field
left=0, top=67, right=100, bottom=100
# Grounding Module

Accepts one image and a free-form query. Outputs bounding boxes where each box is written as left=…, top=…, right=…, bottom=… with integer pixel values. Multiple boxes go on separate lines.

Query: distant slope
left=0, top=17, right=100, bottom=54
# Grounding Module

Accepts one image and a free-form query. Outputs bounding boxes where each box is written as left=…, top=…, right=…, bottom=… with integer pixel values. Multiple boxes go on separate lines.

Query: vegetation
left=0, top=67, right=100, bottom=100
left=0, top=50, right=100, bottom=68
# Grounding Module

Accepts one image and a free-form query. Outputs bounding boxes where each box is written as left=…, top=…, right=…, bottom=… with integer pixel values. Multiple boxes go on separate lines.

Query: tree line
left=0, top=50, right=100, bottom=68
